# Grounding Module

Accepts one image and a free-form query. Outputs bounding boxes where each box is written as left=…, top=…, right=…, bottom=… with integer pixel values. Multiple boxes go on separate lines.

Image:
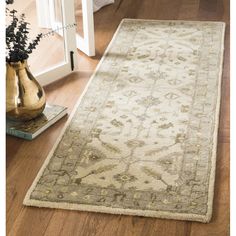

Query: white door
left=37, top=0, right=95, bottom=57
left=75, top=0, right=95, bottom=56
left=31, top=0, right=78, bottom=86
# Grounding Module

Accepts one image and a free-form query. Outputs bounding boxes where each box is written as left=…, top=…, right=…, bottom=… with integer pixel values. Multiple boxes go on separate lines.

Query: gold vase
left=6, top=60, right=46, bottom=121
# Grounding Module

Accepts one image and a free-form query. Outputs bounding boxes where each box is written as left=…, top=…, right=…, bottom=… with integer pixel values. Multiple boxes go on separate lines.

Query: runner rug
left=24, top=19, right=225, bottom=223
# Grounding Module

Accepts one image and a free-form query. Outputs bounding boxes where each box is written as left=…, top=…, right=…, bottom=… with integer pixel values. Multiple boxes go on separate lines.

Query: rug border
left=23, top=19, right=226, bottom=223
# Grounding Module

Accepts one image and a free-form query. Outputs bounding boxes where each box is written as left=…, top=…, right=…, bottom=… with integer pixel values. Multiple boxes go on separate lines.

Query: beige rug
left=24, top=19, right=225, bottom=223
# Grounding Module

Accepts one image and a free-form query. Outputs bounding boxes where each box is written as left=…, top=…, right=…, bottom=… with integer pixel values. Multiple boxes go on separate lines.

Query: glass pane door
left=48, top=0, right=95, bottom=57
left=15, top=0, right=78, bottom=85
left=74, top=0, right=95, bottom=56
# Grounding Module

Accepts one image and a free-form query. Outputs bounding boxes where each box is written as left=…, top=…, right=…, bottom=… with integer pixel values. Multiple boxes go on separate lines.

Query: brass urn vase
left=6, top=60, right=46, bottom=121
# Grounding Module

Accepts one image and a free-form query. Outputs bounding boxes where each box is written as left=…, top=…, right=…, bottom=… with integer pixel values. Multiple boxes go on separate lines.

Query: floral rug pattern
left=25, top=19, right=225, bottom=222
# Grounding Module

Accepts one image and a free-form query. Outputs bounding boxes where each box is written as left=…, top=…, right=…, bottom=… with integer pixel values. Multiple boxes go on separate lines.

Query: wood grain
left=7, top=0, right=230, bottom=235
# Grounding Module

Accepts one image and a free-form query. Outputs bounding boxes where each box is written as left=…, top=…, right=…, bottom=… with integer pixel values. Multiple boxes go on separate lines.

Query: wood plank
left=7, top=72, right=91, bottom=235
left=190, top=143, right=230, bottom=236
left=6, top=0, right=230, bottom=235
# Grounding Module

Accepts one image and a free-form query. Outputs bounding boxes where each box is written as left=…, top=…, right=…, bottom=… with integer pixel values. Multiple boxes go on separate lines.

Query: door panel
left=32, top=0, right=78, bottom=85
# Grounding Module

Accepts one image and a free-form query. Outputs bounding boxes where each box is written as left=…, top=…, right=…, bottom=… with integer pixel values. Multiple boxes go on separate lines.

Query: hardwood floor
left=6, top=0, right=230, bottom=235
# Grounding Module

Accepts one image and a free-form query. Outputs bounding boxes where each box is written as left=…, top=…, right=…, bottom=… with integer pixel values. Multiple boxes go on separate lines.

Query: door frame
left=35, top=0, right=78, bottom=86
left=76, top=0, right=95, bottom=56
left=37, top=0, right=95, bottom=57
